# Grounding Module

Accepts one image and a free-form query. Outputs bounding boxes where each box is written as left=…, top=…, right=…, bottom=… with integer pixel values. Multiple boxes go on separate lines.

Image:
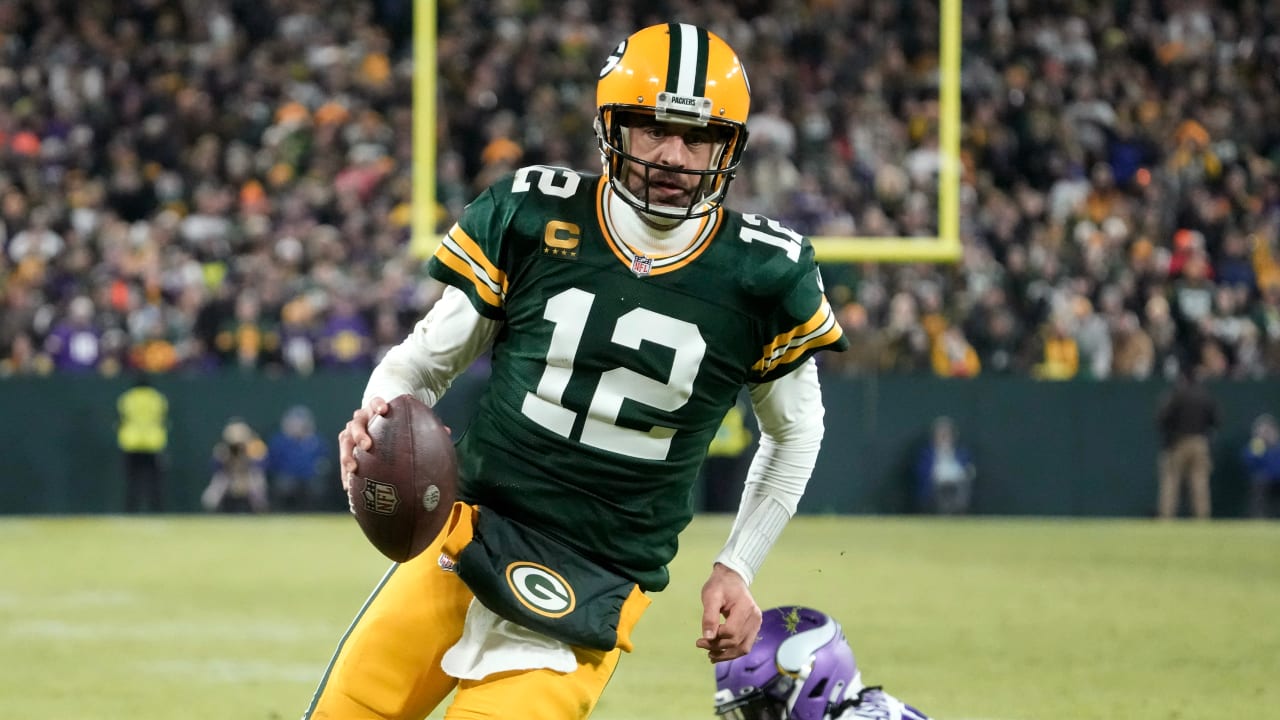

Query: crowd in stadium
left=1, top=0, right=1279, bottom=380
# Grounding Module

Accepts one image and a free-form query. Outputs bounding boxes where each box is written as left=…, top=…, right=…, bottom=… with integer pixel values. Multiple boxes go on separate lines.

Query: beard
left=624, top=165, right=700, bottom=208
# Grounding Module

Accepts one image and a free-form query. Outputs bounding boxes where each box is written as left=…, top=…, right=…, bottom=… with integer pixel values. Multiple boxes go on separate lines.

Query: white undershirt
left=603, top=184, right=705, bottom=256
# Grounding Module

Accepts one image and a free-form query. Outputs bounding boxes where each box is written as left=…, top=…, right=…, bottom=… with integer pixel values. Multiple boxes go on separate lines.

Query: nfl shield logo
left=630, top=254, right=652, bottom=276
left=362, top=479, right=400, bottom=516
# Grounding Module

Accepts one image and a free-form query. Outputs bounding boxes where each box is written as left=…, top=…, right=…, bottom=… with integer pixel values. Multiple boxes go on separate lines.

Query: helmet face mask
left=713, top=673, right=795, bottom=720
left=596, top=23, right=751, bottom=221
left=714, top=607, right=860, bottom=720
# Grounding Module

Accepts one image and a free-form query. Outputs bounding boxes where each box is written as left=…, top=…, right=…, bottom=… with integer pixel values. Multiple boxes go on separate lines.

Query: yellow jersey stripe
left=753, top=299, right=842, bottom=373
left=769, top=316, right=844, bottom=368
left=444, top=224, right=508, bottom=294
left=596, top=178, right=632, bottom=268
left=434, top=224, right=508, bottom=307
left=757, top=300, right=830, bottom=363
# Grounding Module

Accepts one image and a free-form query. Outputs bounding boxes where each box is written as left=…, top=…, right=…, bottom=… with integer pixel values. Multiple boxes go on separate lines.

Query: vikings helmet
left=595, top=23, right=751, bottom=220
left=713, top=607, right=860, bottom=720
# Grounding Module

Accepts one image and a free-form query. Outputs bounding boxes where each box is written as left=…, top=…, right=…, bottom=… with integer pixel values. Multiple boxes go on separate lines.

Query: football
left=349, top=394, right=458, bottom=563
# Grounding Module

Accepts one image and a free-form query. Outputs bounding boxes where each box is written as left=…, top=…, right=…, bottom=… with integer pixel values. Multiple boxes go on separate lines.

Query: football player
left=714, top=607, right=932, bottom=720
left=309, top=23, right=847, bottom=720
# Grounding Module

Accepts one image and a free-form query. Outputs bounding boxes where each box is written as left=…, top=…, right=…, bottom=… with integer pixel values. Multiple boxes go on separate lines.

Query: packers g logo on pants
left=506, top=562, right=576, bottom=618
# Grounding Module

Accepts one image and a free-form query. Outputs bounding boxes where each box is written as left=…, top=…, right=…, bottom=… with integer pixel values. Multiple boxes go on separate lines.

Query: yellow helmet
left=595, top=23, right=751, bottom=220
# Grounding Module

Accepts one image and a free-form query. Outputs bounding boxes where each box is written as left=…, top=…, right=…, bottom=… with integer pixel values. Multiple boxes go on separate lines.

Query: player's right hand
left=338, top=396, right=390, bottom=492
left=696, top=562, right=762, bottom=663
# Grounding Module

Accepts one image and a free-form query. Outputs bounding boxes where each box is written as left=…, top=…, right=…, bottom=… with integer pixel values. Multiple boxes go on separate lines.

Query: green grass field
left=2, top=514, right=1277, bottom=719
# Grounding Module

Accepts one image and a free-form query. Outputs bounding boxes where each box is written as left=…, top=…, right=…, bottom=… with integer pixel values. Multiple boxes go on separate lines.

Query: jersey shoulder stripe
left=753, top=296, right=844, bottom=376
left=428, top=166, right=598, bottom=319
left=434, top=223, right=509, bottom=311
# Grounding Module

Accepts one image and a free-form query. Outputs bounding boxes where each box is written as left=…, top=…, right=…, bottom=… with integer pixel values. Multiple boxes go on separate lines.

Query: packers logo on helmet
left=595, top=23, right=751, bottom=221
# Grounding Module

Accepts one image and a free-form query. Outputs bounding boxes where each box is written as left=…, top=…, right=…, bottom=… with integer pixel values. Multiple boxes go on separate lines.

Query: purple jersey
left=316, top=312, right=373, bottom=369
left=44, top=322, right=102, bottom=372
left=839, top=688, right=930, bottom=720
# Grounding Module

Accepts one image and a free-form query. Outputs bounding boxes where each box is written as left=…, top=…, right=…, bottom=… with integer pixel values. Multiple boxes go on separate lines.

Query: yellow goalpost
left=409, top=0, right=437, bottom=260
left=412, top=0, right=962, bottom=264
left=810, top=0, right=962, bottom=263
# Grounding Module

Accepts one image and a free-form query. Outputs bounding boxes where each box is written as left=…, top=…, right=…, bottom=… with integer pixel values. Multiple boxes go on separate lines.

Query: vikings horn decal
left=775, top=615, right=840, bottom=675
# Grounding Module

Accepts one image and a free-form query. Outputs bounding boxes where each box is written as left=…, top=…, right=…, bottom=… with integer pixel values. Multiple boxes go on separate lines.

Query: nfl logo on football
left=630, top=254, right=652, bottom=276
left=362, top=479, right=400, bottom=516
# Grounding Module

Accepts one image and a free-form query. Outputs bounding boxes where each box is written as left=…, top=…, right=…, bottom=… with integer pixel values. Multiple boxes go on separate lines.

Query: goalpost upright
left=809, top=0, right=962, bottom=264
left=412, top=0, right=962, bottom=265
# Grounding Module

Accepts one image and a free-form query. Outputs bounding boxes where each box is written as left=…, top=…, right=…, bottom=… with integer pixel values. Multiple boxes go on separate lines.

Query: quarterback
left=714, top=607, right=932, bottom=720
left=307, top=23, right=847, bottom=720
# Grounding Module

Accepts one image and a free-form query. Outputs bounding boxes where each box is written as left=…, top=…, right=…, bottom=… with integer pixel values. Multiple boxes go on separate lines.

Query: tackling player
left=714, top=607, right=932, bottom=720
left=309, top=23, right=847, bottom=720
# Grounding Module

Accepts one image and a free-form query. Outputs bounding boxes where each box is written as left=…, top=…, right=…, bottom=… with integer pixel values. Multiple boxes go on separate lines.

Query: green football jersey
left=429, top=166, right=847, bottom=591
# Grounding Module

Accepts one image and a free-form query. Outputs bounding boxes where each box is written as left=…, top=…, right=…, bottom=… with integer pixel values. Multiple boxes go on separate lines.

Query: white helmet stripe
left=675, top=23, right=699, bottom=96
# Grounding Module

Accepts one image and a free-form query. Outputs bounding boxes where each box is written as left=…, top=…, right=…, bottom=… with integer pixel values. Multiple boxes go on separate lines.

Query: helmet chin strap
left=612, top=179, right=704, bottom=229
left=605, top=184, right=704, bottom=257
left=632, top=204, right=685, bottom=230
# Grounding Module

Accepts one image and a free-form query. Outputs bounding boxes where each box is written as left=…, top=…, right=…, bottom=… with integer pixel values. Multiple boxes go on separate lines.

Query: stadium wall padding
left=0, top=374, right=1271, bottom=517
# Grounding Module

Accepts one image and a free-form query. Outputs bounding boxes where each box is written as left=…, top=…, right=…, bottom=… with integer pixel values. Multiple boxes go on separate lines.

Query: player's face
left=622, top=120, right=719, bottom=208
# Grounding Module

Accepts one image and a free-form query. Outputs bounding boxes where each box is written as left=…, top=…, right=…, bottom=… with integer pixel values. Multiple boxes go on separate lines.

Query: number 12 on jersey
left=520, top=288, right=706, bottom=461
left=740, top=213, right=803, bottom=262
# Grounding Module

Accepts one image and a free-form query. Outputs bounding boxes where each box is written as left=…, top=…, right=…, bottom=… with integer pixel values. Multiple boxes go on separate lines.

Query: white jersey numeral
left=512, top=165, right=581, bottom=198
left=520, top=288, right=706, bottom=460
left=740, top=213, right=803, bottom=262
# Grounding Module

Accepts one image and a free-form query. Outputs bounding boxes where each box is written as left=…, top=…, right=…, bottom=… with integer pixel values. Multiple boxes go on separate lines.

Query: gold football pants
left=303, top=522, right=622, bottom=719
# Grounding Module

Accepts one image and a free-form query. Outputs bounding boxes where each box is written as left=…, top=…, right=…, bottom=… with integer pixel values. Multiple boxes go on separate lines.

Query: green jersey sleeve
left=426, top=172, right=533, bottom=320
left=740, top=222, right=848, bottom=383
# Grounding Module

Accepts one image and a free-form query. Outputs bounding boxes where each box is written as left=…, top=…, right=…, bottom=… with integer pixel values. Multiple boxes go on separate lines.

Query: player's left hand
left=696, top=562, right=762, bottom=663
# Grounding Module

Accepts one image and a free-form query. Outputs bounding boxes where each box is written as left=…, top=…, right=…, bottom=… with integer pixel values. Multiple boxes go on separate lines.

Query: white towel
left=440, top=599, right=578, bottom=680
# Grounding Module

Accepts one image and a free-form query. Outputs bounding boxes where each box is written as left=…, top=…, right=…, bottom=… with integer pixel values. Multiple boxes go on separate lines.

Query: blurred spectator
left=1031, top=313, right=1080, bottom=380
left=0, top=0, right=1278, bottom=384
left=1155, top=367, right=1221, bottom=520
left=1242, top=413, right=1280, bottom=519
left=266, top=405, right=331, bottom=512
left=0, top=331, right=50, bottom=376
left=278, top=294, right=319, bottom=375
left=880, top=292, right=931, bottom=373
left=43, top=295, right=110, bottom=374
left=1073, top=296, right=1112, bottom=379
left=215, top=291, right=280, bottom=372
left=201, top=418, right=269, bottom=514
left=316, top=295, right=375, bottom=371
left=930, top=326, right=981, bottom=378
left=914, top=416, right=977, bottom=515
left=1256, top=280, right=1280, bottom=375
left=826, top=302, right=883, bottom=376
left=116, top=374, right=168, bottom=512
left=1111, top=312, right=1155, bottom=379
left=1145, top=295, right=1184, bottom=380
left=970, top=307, right=1025, bottom=376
